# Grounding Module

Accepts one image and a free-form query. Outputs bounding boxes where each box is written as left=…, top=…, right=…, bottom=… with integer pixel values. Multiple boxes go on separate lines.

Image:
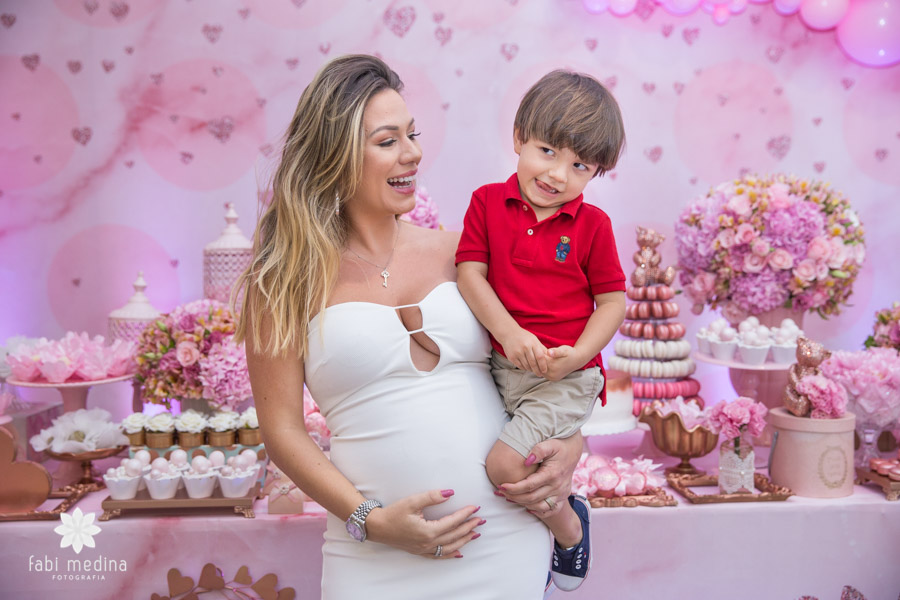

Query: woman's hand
left=365, top=489, right=484, bottom=560
left=496, top=433, right=582, bottom=517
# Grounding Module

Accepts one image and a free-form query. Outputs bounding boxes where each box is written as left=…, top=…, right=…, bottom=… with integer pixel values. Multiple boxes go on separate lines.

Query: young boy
left=456, top=70, right=627, bottom=591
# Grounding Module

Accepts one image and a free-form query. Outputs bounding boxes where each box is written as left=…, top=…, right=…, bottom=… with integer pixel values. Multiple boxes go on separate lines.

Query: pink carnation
left=796, top=374, right=847, bottom=419
left=705, top=397, right=767, bottom=440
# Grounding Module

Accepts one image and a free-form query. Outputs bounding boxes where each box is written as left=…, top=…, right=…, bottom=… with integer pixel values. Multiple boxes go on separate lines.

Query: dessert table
left=1, top=429, right=898, bottom=600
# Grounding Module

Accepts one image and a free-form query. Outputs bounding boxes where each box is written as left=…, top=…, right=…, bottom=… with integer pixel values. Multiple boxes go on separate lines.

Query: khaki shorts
left=491, top=351, right=604, bottom=458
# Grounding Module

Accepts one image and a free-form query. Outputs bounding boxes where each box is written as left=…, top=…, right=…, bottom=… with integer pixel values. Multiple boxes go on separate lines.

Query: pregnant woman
left=236, top=55, right=582, bottom=599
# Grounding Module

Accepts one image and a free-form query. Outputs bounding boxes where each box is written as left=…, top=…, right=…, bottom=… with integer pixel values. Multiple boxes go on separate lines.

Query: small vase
left=718, top=435, right=755, bottom=494
left=855, top=421, right=881, bottom=468
left=125, top=430, right=146, bottom=446
left=207, top=429, right=235, bottom=447
left=177, top=431, right=205, bottom=448
left=145, top=431, right=174, bottom=449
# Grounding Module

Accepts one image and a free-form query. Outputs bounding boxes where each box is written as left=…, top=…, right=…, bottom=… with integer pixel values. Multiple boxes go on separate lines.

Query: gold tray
left=0, top=484, right=91, bottom=522
left=588, top=487, right=677, bottom=508
left=667, top=472, right=793, bottom=504
left=100, top=484, right=259, bottom=521
left=856, top=467, right=900, bottom=501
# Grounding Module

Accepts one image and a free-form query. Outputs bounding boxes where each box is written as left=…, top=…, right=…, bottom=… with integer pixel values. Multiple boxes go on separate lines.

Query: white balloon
left=609, top=0, right=638, bottom=15
left=800, top=0, right=849, bottom=30
left=582, top=0, right=610, bottom=13
left=773, top=0, right=802, bottom=14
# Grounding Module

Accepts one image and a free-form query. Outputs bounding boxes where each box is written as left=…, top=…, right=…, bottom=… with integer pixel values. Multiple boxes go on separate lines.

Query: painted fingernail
left=440, top=489, right=455, bottom=498
left=498, top=485, right=507, bottom=492
left=473, top=505, right=481, bottom=513
left=524, top=454, right=537, bottom=466
left=505, top=498, right=515, bottom=503
left=477, top=518, right=486, bottom=526
left=471, top=533, right=481, bottom=540
left=493, top=490, right=504, bottom=497
left=455, top=553, right=463, bottom=558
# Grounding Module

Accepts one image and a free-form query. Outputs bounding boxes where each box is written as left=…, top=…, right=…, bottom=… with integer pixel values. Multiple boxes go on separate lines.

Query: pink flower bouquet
left=399, top=185, right=441, bottom=230
left=675, top=174, right=865, bottom=318
left=303, top=386, right=331, bottom=450
left=796, top=374, right=848, bottom=419
left=864, top=302, right=900, bottom=352
left=820, top=348, right=900, bottom=428
left=5, top=333, right=136, bottom=384
left=135, top=299, right=251, bottom=411
left=705, top=396, right=768, bottom=441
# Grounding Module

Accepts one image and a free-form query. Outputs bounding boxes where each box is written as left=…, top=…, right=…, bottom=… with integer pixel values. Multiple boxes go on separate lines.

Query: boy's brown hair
left=514, top=69, right=625, bottom=177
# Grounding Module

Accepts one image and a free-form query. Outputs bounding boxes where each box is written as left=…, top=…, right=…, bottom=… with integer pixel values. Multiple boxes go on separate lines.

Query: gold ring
left=544, top=497, right=556, bottom=510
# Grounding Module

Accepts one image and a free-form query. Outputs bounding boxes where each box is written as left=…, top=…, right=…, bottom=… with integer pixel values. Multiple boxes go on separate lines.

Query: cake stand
left=693, top=352, right=791, bottom=445
left=44, top=446, right=128, bottom=493
left=7, top=374, right=135, bottom=413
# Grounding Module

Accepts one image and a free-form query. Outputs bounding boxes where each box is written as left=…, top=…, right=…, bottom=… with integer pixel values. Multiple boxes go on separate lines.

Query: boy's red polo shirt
left=456, top=173, right=626, bottom=386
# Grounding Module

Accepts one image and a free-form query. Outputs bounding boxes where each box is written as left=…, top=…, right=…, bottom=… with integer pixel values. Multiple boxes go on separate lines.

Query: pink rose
left=767, top=248, right=794, bottom=270
left=734, top=223, right=758, bottom=245
left=751, top=238, right=770, bottom=257
left=768, top=182, right=794, bottom=210
left=716, top=229, right=736, bottom=249
left=807, top=236, right=832, bottom=262
left=727, top=195, right=752, bottom=216
left=793, top=259, right=818, bottom=282
left=815, top=260, right=829, bottom=280
left=826, top=239, right=848, bottom=269
left=175, top=341, right=201, bottom=367
left=742, top=253, right=766, bottom=274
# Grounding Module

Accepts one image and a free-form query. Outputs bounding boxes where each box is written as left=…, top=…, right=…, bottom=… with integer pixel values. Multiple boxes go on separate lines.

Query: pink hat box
left=768, top=407, right=855, bottom=498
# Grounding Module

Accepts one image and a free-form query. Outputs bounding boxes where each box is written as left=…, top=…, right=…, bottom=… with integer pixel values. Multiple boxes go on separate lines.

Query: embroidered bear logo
left=555, top=236, right=571, bottom=263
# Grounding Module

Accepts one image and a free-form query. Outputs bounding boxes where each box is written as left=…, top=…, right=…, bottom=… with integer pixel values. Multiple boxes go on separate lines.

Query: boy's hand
left=544, top=345, right=584, bottom=381
left=499, top=327, right=549, bottom=377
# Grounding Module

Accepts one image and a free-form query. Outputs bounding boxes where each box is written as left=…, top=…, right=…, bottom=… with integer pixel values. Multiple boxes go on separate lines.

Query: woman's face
left=350, top=89, right=422, bottom=217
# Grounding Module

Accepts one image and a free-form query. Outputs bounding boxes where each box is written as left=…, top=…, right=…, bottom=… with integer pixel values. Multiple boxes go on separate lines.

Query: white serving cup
left=103, top=474, right=141, bottom=500
left=143, top=474, right=180, bottom=500
left=182, top=472, right=217, bottom=499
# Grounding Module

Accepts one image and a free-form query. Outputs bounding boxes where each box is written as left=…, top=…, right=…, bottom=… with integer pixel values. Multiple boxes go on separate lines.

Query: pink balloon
left=773, top=0, right=802, bottom=14
left=662, top=0, right=702, bottom=15
left=582, top=0, right=610, bottom=12
left=800, top=0, right=849, bottom=30
left=713, top=3, right=732, bottom=22
left=609, top=0, right=638, bottom=15
left=837, top=0, right=900, bottom=66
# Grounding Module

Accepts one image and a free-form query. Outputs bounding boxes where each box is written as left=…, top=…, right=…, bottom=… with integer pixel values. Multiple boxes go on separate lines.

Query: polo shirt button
left=527, top=228, right=534, bottom=235
left=523, top=205, right=528, bottom=211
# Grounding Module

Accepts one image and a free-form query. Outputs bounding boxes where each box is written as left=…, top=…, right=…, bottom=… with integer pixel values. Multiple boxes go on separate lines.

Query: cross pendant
left=381, top=269, right=390, bottom=287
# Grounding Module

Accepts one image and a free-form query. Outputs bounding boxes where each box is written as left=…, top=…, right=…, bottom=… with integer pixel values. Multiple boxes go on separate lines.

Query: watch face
left=346, top=519, right=365, bottom=542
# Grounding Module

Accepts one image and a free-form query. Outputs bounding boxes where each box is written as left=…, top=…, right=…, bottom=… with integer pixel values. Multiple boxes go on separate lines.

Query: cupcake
left=175, top=409, right=207, bottom=448
left=207, top=410, right=240, bottom=447
left=182, top=455, right=217, bottom=499
left=217, top=462, right=257, bottom=498
left=144, top=412, right=176, bottom=448
left=102, top=458, right=143, bottom=500
left=237, top=407, right=261, bottom=445
left=770, top=319, right=803, bottom=364
left=143, top=457, right=181, bottom=499
left=709, top=326, right=738, bottom=362
left=120, top=412, right=148, bottom=446
left=695, top=327, right=712, bottom=355
left=737, top=330, right=771, bottom=365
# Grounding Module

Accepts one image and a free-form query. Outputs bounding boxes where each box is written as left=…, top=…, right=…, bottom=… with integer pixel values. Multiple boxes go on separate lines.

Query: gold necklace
left=346, top=223, right=400, bottom=288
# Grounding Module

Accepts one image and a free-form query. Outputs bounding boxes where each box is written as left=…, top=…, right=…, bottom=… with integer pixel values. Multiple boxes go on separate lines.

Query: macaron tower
left=609, top=227, right=702, bottom=414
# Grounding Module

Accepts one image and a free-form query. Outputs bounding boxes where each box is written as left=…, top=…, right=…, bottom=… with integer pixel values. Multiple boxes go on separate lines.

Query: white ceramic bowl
left=709, top=339, right=737, bottom=362
left=217, top=472, right=255, bottom=498
left=738, top=343, right=770, bottom=366
left=770, top=344, right=797, bottom=364
left=102, top=475, right=141, bottom=500
left=182, top=472, right=217, bottom=499
left=143, top=474, right=180, bottom=500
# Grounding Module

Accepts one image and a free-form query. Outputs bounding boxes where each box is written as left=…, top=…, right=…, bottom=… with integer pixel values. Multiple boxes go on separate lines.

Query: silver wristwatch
left=346, top=499, right=383, bottom=542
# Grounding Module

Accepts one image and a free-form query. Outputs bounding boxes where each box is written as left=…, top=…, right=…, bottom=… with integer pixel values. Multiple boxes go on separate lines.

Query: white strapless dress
left=305, top=281, right=550, bottom=600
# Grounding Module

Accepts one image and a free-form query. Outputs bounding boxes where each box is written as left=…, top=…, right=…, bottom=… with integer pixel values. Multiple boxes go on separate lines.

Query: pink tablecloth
left=1, top=429, right=898, bottom=599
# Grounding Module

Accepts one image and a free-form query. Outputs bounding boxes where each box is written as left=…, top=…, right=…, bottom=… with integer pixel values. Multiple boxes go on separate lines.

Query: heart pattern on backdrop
left=1, top=13, right=15, bottom=28
left=812, top=117, right=822, bottom=126
left=766, top=45, right=784, bottom=63
left=71, top=127, right=92, bottom=146
left=661, top=24, right=673, bottom=37
left=435, top=27, right=451, bottom=46
left=109, top=1, right=129, bottom=21
left=813, top=161, right=825, bottom=172
left=642, top=83, right=655, bottom=94
left=179, top=152, right=193, bottom=165
left=603, top=76, right=617, bottom=90
left=21, top=54, right=40, bottom=71
left=207, top=117, right=234, bottom=144
left=384, top=6, right=416, bottom=38
left=766, top=135, right=791, bottom=160
left=500, top=43, right=518, bottom=61
left=840, top=78, right=854, bottom=90
left=874, top=149, right=888, bottom=162
left=202, top=24, right=222, bottom=43
left=682, top=28, right=699, bottom=45
left=644, top=146, right=662, bottom=163
left=84, top=1, right=99, bottom=15
left=102, top=59, right=115, bottom=72
left=673, top=82, right=684, bottom=95
left=285, top=58, right=299, bottom=70
left=585, top=38, right=597, bottom=51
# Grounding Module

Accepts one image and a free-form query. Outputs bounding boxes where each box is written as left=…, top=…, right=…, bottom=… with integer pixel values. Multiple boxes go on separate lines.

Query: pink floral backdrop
left=1, top=0, right=898, bottom=417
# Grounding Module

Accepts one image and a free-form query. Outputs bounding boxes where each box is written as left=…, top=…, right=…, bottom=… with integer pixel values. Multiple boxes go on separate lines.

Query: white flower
left=54, top=508, right=101, bottom=554
left=120, top=412, right=148, bottom=434
left=239, top=407, right=258, bottom=429
left=208, top=410, right=239, bottom=432
left=146, top=412, right=175, bottom=433
left=175, top=410, right=208, bottom=433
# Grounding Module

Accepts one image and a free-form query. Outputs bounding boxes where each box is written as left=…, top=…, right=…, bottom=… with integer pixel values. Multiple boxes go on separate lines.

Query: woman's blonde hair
left=235, top=55, right=403, bottom=357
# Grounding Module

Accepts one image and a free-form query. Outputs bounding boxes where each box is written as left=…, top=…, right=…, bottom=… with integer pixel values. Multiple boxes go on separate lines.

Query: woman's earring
left=334, top=195, right=340, bottom=215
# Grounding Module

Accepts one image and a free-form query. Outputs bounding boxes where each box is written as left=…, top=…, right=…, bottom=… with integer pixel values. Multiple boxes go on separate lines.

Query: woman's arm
left=495, top=433, right=584, bottom=516
left=246, top=299, right=483, bottom=558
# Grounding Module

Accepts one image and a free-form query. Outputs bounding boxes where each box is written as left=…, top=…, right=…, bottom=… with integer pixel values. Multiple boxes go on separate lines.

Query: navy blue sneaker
left=550, top=495, right=591, bottom=591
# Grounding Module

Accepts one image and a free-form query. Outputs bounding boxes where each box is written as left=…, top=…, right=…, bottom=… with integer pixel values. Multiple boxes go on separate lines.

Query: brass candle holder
left=639, top=406, right=718, bottom=475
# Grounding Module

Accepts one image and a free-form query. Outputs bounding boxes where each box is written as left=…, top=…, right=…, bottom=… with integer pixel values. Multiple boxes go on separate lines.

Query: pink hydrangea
left=796, top=374, right=848, bottom=419
left=399, top=185, right=441, bottom=229
left=704, top=397, right=767, bottom=440
left=197, top=339, right=252, bottom=412
left=820, top=348, right=900, bottom=428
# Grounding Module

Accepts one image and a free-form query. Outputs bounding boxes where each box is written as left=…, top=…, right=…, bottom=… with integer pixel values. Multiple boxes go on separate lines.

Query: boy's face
left=513, top=134, right=598, bottom=218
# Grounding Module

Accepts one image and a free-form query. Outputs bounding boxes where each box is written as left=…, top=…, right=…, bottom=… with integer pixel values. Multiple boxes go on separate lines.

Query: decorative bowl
left=639, top=406, right=719, bottom=475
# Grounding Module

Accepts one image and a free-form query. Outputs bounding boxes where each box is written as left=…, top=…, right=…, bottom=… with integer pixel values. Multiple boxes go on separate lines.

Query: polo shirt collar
left=503, top=173, right=584, bottom=219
